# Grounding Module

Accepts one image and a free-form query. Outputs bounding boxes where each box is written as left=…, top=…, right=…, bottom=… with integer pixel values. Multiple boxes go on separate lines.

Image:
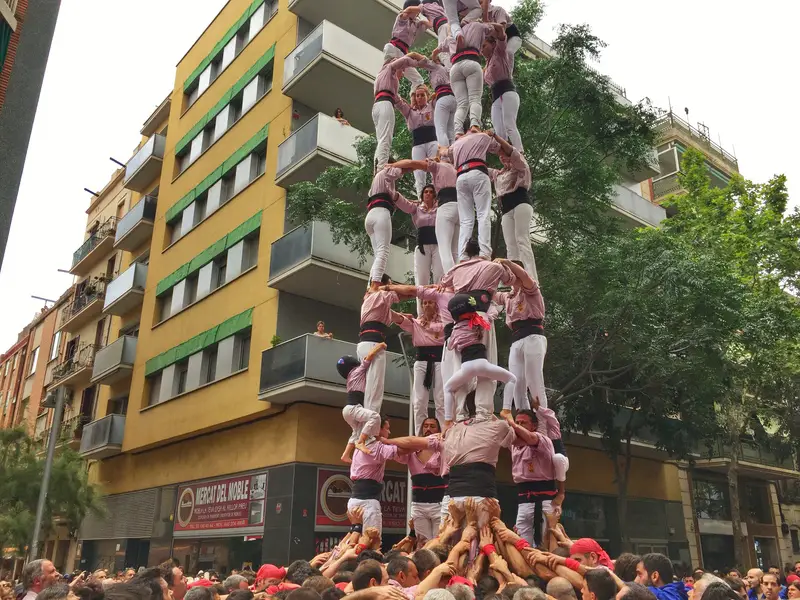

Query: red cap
left=448, top=576, right=474, bottom=588
left=257, top=564, right=287, bottom=582
left=569, top=538, right=613, bottom=568
left=335, top=583, right=349, bottom=591
left=188, top=580, right=214, bottom=589
left=266, top=583, right=300, bottom=595
left=787, top=574, right=799, bottom=584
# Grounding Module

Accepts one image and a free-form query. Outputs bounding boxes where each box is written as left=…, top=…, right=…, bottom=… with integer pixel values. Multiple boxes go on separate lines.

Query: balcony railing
left=37, top=414, right=91, bottom=452
left=654, top=111, right=738, bottom=171
left=114, top=195, right=157, bottom=251
left=61, top=280, right=106, bottom=330
left=79, top=414, right=125, bottom=459
left=652, top=172, right=682, bottom=199
left=91, top=336, right=137, bottom=385
left=70, top=218, right=117, bottom=274
left=288, top=0, right=404, bottom=50
left=124, top=134, right=166, bottom=192
left=52, top=344, right=97, bottom=386
left=3, top=0, right=18, bottom=14
left=695, top=439, right=798, bottom=480
left=611, top=184, right=665, bottom=228
left=103, top=263, right=147, bottom=316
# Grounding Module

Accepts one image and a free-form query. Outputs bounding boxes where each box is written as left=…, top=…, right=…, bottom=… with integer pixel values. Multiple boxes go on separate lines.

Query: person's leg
left=512, top=202, right=537, bottom=279
left=447, top=98, right=456, bottom=146
left=442, top=0, right=463, bottom=37
left=442, top=347, right=462, bottom=423
left=342, top=405, right=362, bottom=445
left=410, top=503, right=432, bottom=542
left=465, top=61, right=484, bottom=129
left=433, top=362, right=445, bottom=425
left=440, top=495, right=451, bottom=518
left=505, top=337, right=525, bottom=412
left=436, top=25, right=452, bottom=68
left=404, top=64, right=424, bottom=88
left=412, top=360, right=430, bottom=435
left=414, top=245, right=432, bottom=313
left=553, top=454, right=569, bottom=482
left=473, top=172, right=493, bottom=258
left=445, top=358, right=515, bottom=415
left=364, top=344, right=387, bottom=414
left=367, top=207, right=392, bottom=283
left=372, top=102, right=395, bottom=170
left=502, top=90, right=523, bottom=151
left=411, top=144, right=428, bottom=199
left=523, top=334, right=547, bottom=411
left=430, top=244, right=444, bottom=283
left=426, top=502, right=442, bottom=540
left=501, top=209, right=520, bottom=263
left=515, top=502, right=535, bottom=545
left=540, top=499, right=553, bottom=547
left=363, top=499, right=383, bottom=538
left=491, top=97, right=505, bottom=144
left=456, top=173, right=476, bottom=260
left=435, top=99, right=453, bottom=148
left=450, top=62, right=469, bottom=136
left=507, top=35, right=523, bottom=55
left=436, top=203, right=459, bottom=273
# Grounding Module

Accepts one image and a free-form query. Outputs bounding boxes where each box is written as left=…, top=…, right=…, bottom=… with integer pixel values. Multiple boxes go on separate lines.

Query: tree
left=0, top=427, right=104, bottom=556
left=661, top=148, right=800, bottom=568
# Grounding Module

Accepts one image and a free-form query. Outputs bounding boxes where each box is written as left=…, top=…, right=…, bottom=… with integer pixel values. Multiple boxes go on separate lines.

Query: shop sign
left=315, top=468, right=406, bottom=531
left=175, top=472, right=268, bottom=532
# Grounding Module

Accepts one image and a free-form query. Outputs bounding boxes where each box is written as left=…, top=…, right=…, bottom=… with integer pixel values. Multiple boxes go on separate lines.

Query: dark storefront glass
left=172, top=537, right=263, bottom=576
left=694, top=480, right=731, bottom=520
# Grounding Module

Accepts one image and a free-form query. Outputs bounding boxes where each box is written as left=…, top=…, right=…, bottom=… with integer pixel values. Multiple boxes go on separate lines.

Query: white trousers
left=347, top=498, right=382, bottom=538
left=554, top=454, right=569, bottom=482
left=506, top=334, right=546, bottom=412
left=501, top=202, right=537, bottom=280
left=365, top=207, right=392, bottom=283
left=442, top=320, right=498, bottom=421
left=440, top=494, right=451, bottom=517
left=411, top=502, right=442, bottom=543
left=456, top=170, right=493, bottom=259
left=491, top=90, right=523, bottom=151
left=413, top=360, right=445, bottom=435
left=343, top=404, right=381, bottom=445
left=412, top=142, right=439, bottom=198
left=443, top=0, right=482, bottom=37
left=415, top=244, right=444, bottom=313
left=357, top=341, right=387, bottom=414
left=516, top=499, right=552, bottom=547
left=372, top=102, right=396, bottom=170
left=451, top=59, right=484, bottom=133
left=435, top=202, right=460, bottom=274
left=444, top=358, right=515, bottom=423
left=434, top=94, right=457, bottom=147
left=383, top=43, right=423, bottom=88
left=507, top=36, right=523, bottom=55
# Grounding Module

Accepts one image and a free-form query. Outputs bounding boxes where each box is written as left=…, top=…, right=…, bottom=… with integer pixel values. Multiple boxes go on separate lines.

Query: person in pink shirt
left=381, top=417, right=446, bottom=543
left=487, top=4, right=522, bottom=55
left=482, top=23, right=522, bottom=151
left=338, top=342, right=388, bottom=463
left=373, top=51, right=426, bottom=170
left=366, top=165, right=413, bottom=289
left=506, top=410, right=563, bottom=547
left=450, top=129, right=501, bottom=260
left=493, top=258, right=545, bottom=417
left=532, top=395, right=569, bottom=485
left=359, top=280, right=400, bottom=418
left=396, top=86, right=439, bottom=199
left=348, top=418, right=402, bottom=539
left=403, top=1, right=454, bottom=75
left=489, top=133, right=536, bottom=278
left=417, top=53, right=456, bottom=150
left=442, top=0, right=488, bottom=43
left=390, top=300, right=445, bottom=434
left=450, top=21, right=494, bottom=136
left=385, top=7, right=428, bottom=86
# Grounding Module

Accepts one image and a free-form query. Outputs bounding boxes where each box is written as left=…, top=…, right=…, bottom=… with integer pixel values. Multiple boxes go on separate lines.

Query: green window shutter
left=224, top=124, right=269, bottom=172
left=215, top=308, right=253, bottom=342
left=189, top=238, right=228, bottom=273
left=226, top=211, right=262, bottom=249
left=165, top=190, right=197, bottom=224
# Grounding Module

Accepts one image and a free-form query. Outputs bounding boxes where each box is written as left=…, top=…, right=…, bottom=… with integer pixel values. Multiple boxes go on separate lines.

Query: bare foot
left=444, top=419, right=454, bottom=433
left=368, top=281, right=381, bottom=293
left=469, top=125, right=481, bottom=134
left=340, top=453, right=352, bottom=464
left=355, top=441, right=372, bottom=455
left=455, top=32, right=465, bottom=51
left=499, top=409, right=512, bottom=421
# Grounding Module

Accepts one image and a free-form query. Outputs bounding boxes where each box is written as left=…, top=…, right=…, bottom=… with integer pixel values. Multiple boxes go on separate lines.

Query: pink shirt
left=360, top=290, right=399, bottom=326
left=388, top=580, right=418, bottom=600
left=396, top=200, right=437, bottom=229
left=421, top=59, right=451, bottom=89
left=421, top=1, right=446, bottom=22
left=397, top=100, right=435, bottom=132
left=351, top=440, right=399, bottom=482
left=398, top=315, right=444, bottom=347
left=369, top=166, right=403, bottom=197
left=461, top=21, right=493, bottom=51
left=393, top=436, right=442, bottom=475
left=427, top=160, right=457, bottom=191
left=443, top=418, right=516, bottom=468
left=494, top=280, right=544, bottom=327
left=488, top=5, right=510, bottom=24
left=374, top=56, right=418, bottom=96
left=484, top=37, right=514, bottom=87
left=392, top=12, right=426, bottom=46
left=416, top=286, right=454, bottom=324
left=537, top=406, right=562, bottom=440
left=346, top=357, right=371, bottom=393
left=511, top=432, right=556, bottom=483
left=451, top=131, right=500, bottom=167
left=490, top=149, right=531, bottom=197
left=441, top=258, right=515, bottom=293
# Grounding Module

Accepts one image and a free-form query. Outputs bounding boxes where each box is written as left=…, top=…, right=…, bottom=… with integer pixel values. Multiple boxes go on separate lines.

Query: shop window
left=694, top=480, right=731, bottom=521
left=791, top=529, right=799, bottom=553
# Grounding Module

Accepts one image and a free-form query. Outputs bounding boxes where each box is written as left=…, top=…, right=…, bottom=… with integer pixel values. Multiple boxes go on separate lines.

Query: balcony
left=114, top=196, right=157, bottom=251
left=91, top=336, right=137, bottom=386
left=652, top=172, right=683, bottom=201
left=269, top=221, right=413, bottom=311
left=103, top=263, right=147, bottom=316
left=60, top=280, right=106, bottom=333
left=282, top=20, right=383, bottom=133
left=289, top=0, right=402, bottom=50
left=51, top=345, right=97, bottom=388
left=610, top=184, right=665, bottom=228
left=70, top=218, right=118, bottom=276
left=694, top=440, right=799, bottom=481
left=276, top=113, right=365, bottom=194
left=654, top=111, right=739, bottom=174
left=79, top=414, right=125, bottom=459
left=259, top=334, right=410, bottom=417
left=37, top=414, right=91, bottom=453
left=124, top=133, right=166, bottom=192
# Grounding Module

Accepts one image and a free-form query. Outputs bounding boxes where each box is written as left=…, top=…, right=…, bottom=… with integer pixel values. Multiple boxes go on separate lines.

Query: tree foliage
left=0, top=427, right=104, bottom=555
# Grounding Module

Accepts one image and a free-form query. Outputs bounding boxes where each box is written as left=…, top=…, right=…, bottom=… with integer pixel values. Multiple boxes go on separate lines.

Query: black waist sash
left=491, top=79, right=516, bottom=102
left=444, top=322, right=455, bottom=343
left=461, top=343, right=487, bottom=363
left=438, top=186, right=457, bottom=205
left=500, top=186, right=530, bottom=215
left=417, top=226, right=437, bottom=254
left=413, top=125, right=437, bottom=146
left=360, top=321, right=388, bottom=343
left=411, top=473, right=447, bottom=503
left=375, top=89, right=396, bottom=104
left=352, top=479, right=383, bottom=501
left=457, top=158, right=488, bottom=178
left=347, top=390, right=365, bottom=406
left=367, top=192, right=395, bottom=214
left=510, top=318, right=544, bottom=342
left=390, top=37, right=410, bottom=54
left=506, top=23, right=521, bottom=40
left=517, top=480, right=558, bottom=546
left=452, top=47, right=481, bottom=63
left=448, top=463, right=497, bottom=498
left=435, top=83, right=454, bottom=99
left=416, top=345, right=443, bottom=390
left=553, top=438, right=566, bottom=456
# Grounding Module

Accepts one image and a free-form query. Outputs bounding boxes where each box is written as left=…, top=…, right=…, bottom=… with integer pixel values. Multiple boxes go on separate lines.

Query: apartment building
left=0, top=333, right=28, bottom=429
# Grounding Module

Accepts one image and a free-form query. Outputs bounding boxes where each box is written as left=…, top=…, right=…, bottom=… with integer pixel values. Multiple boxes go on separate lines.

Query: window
left=256, top=148, right=267, bottom=178
left=694, top=480, right=731, bottom=521
left=194, top=196, right=207, bottom=225
left=203, top=347, right=218, bottom=384
left=234, top=331, right=251, bottom=371
left=184, top=274, right=199, bottom=306
left=174, top=361, right=190, bottom=396
left=148, top=372, right=163, bottom=406
left=744, top=485, right=772, bottom=524
left=213, top=255, right=228, bottom=289
left=28, top=347, right=39, bottom=375
left=242, top=234, right=260, bottom=271
left=158, top=290, right=172, bottom=323
left=50, top=331, right=62, bottom=361
left=107, top=395, right=129, bottom=415
left=791, top=529, right=800, bottom=553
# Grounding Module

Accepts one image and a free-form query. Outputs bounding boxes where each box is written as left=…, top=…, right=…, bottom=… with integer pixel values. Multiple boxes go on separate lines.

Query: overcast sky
left=0, top=0, right=797, bottom=350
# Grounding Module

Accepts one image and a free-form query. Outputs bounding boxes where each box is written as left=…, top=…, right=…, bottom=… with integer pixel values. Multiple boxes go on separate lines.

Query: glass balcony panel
left=124, top=134, right=166, bottom=192
left=103, top=263, right=147, bottom=316
left=114, top=196, right=157, bottom=251
left=79, top=414, right=125, bottom=459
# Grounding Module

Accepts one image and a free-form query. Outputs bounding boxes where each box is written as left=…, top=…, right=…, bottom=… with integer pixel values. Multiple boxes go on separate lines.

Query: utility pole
left=397, top=333, right=414, bottom=535
left=29, top=386, right=66, bottom=559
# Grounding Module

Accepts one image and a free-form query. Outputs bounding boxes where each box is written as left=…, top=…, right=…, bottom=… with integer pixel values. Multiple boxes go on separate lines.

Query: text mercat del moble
left=196, top=480, right=250, bottom=506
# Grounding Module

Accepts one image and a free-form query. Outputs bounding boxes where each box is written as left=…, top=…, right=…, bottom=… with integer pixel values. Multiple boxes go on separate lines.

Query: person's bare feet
left=499, top=409, right=512, bottom=421
left=355, top=441, right=372, bottom=455
left=455, top=32, right=465, bottom=51
left=469, top=125, right=481, bottom=134
left=340, top=453, right=352, bottom=464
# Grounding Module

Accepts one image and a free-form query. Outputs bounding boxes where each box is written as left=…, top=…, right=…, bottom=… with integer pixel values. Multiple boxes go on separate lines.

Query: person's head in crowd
left=357, top=551, right=384, bottom=564
left=692, top=575, right=726, bottom=600
left=547, top=578, right=579, bottom=600
left=286, top=562, right=322, bottom=586
left=617, top=583, right=658, bottom=600
left=570, top=539, right=613, bottom=569
left=500, top=584, right=525, bottom=600
left=684, top=576, right=695, bottom=587
left=427, top=546, right=450, bottom=565
left=795, top=563, right=800, bottom=577
left=745, top=570, right=763, bottom=592
left=383, top=550, right=407, bottom=562
left=158, top=561, right=187, bottom=600
left=37, top=584, right=70, bottom=600
left=786, top=580, right=800, bottom=600
left=723, top=577, right=747, bottom=600
left=768, top=568, right=781, bottom=581
left=0, top=581, right=15, bottom=600
left=123, top=570, right=136, bottom=583
left=448, top=583, right=475, bottom=600
left=700, top=583, right=741, bottom=600
left=184, top=587, right=214, bottom=600
left=228, top=591, right=254, bottom=600
left=351, top=560, right=387, bottom=591
left=424, top=590, right=456, bottom=600
left=286, top=589, right=322, bottom=600
left=513, top=588, right=547, bottom=600
left=273, top=591, right=293, bottom=600
left=637, top=554, right=674, bottom=588
left=761, top=574, right=781, bottom=600
left=130, top=567, right=169, bottom=600
left=72, top=579, right=107, bottom=600
left=336, top=560, right=358, bottom=575
left=412, top=549, right=440, bottom=580
left=23, top=560, right=60, bottom=594
left=213, top=584, right=226, bottom=598
left=332, top=573, right=353, bottom=585
left=421, top=418, right=441, bottom=437
left=302, top=577, right=335, bottom=595
left=553, top=547, right=571, bottom=558
left=478, top=576, right=500, bottom=600
left=583, top=569, right=618, bottom=600
left=223, top=575, right=249, bottom=593
left=321, top=588, right=345, bottom=600
left=92, top=571, right=108, bottom=582
left=727, top=572, right=740, bottom=580
left=256, top=564, right=286, bottom=591
left=104, top=582, right=155, bottom=600
left=387, top=556, right=419, bottom=588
